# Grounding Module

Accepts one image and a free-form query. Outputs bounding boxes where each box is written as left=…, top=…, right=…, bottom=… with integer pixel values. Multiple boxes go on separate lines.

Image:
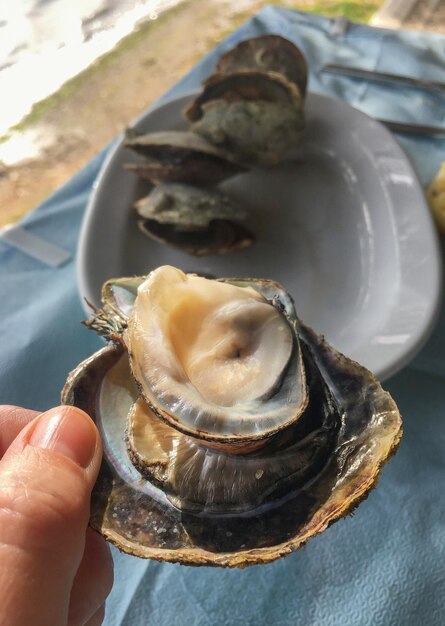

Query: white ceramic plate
left=77, top=92, right=442, bottom=381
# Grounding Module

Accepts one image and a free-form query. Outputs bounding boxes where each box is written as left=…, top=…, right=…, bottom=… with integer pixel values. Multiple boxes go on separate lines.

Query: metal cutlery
left=322, top=64, right=445, bottom=92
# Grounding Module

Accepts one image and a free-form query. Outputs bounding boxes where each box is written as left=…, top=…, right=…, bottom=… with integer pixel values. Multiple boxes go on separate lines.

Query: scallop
left=124, top=130, right=247, bottom=185
left=135, top=183, right=254, bottom=255
left=65, top=266, right=402, bottom=566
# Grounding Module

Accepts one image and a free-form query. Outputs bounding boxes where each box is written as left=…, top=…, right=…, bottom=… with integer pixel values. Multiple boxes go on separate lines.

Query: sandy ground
left=1, top=0, right=442, bottom=227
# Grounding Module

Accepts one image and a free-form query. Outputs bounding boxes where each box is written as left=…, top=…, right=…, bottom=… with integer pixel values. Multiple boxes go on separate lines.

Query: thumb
left=0, top=406, right=102, bottom=626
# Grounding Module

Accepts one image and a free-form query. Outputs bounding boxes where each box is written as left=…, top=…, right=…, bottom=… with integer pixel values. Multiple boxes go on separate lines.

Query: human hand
left=0, top=405, right=114, bottom=626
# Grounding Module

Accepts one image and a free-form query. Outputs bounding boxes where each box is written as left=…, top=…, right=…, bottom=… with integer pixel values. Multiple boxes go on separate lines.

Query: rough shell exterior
left=215, top=35, right=308, bottom=98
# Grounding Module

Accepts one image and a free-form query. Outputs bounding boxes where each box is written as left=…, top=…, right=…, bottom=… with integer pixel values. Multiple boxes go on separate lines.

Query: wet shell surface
left=63, top=267, right=402, bottom=567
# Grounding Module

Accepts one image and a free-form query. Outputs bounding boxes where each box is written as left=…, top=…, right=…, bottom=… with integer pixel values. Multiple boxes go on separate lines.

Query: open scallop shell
left=64, top=269, right=402, bottom=566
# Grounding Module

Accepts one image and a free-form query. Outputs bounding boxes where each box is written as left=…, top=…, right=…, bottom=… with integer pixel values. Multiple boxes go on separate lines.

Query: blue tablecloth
left=1, top=6, right=445, bottom=625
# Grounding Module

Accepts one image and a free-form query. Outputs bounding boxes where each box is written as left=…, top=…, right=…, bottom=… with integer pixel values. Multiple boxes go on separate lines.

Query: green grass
left=300, top=1, right=381, bottom=23
left=200, top=0, right=381, bottom=65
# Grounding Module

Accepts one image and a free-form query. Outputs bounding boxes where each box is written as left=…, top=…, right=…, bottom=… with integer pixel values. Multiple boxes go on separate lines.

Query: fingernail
left=29, top=407, right=97, bottom=468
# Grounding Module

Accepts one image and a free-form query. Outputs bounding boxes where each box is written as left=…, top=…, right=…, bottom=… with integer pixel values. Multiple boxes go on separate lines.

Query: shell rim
left=185, top=69, right=303, bottom=122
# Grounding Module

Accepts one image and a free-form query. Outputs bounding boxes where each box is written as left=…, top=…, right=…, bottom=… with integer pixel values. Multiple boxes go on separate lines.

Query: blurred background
left=0, top=0, right=443, bottom=227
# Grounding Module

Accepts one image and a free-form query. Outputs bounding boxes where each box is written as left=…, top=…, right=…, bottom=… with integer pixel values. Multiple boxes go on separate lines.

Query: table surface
left=1, top=6, right=445, bottom=626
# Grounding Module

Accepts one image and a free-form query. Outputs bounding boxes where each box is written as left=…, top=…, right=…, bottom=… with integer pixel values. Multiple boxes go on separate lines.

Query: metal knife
left=322, top=64, right=445, bottom=93
left=378, top=119, right=445, bottom=135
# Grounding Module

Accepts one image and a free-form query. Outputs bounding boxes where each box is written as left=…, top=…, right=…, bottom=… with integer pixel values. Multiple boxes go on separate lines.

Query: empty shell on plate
left=122, top=36, right=309, bottom=258
left=124, top=130, right=247, bottom=185
left=135, top=183, right=254, bottom=255
left=185, top=71, right=305, bottom=166
left=63, top=266, right=402, bottom=567
left=184, top=35, right=308, bottom=166
left=215, top=34, right=308, bottom=98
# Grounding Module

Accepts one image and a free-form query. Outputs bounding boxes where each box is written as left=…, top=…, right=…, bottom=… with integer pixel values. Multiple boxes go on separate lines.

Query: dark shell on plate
left=135, top=183, right=254, bottom=255
left=190, top=98, right=305, bottom=166
left=184, top=70, right=305, bottom=166
left=123, top=130, right=247, bottom=185
left=215, top=35, right=308, bottom=98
